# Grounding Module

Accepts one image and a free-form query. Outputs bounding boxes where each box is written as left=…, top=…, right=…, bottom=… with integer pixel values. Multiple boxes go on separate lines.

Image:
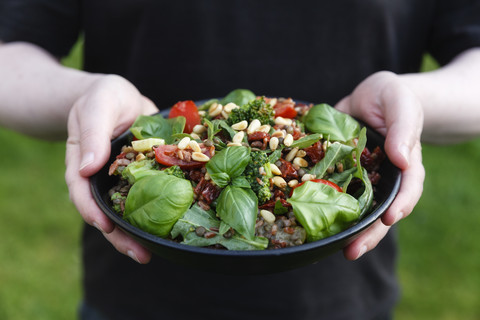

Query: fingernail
left=399, top=144, right=410, bottom=166
left=93, top=221, right=105, bottom=234
left=79, top=152, right=94, bottom=171
left=127, top=250, right=141, bottom=264
left=356, top=245, right=367, bottom=259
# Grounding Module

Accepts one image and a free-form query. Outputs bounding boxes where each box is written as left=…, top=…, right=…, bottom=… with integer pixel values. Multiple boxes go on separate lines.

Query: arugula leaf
left=216, top=185, right=258, bottom=240
left=309, top=142, right=354, bottom=177
left=171, top=204, right=268, bottom=250
left=304, top=104, right=360, bottom=142
left=287, top=181, right=360, bottom=242
left=289, top=133, right=323, bottom=149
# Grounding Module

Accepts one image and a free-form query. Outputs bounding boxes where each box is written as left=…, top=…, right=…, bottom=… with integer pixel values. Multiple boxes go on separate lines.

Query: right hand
left=65, top=74, right=158, bottom=263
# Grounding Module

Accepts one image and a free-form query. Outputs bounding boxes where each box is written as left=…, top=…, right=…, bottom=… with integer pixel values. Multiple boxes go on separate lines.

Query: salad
left=108, top=89, right=385, bottom=250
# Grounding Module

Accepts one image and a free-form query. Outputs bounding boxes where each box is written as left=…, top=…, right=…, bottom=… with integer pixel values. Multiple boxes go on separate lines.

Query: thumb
left=381, top=85, right=424, bottom=171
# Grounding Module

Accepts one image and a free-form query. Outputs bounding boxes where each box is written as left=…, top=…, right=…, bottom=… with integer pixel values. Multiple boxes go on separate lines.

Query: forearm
left=400, top=48, right=480, bottom=143
left=0, top=41, right=101, bottom=139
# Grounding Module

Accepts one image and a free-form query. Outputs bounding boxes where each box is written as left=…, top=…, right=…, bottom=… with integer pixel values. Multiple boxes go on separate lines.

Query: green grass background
left=0, top=42, right=479, bottom=319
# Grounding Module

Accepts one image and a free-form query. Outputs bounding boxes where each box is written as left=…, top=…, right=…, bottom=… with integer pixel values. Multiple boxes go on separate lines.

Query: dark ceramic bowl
left=90, top=107, right=401, bottom=275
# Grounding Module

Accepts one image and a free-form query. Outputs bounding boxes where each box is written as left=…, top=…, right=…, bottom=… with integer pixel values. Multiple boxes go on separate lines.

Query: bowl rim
left=90, top=104, right=402, bottom=258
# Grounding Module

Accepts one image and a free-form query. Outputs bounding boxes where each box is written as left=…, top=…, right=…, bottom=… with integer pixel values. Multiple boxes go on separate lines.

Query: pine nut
left=198, top=110, right=206, bottom=117
left=178, top=137, right=191, bottom=150
left=209, top=103, right=223, bottom=117
left=275, top=116, right=293, bottom=126
left=136, top=153, right=146, bottom=162
left=293, top=157, right=309, bottom=167
left=301, top=173, right=316, bottom=182
left=270, top=163, right=282, bottom=175
left=272, top=176, right=287, bottom=188
left=231, top=120, right=248, bottom=131
left=288, top=179, right=299, bottom=188
left=204, top=172, right=211, bottom=180
left=268, top=98, right=277, bottom=107
left=260, top=210, right=276, bottom=224
left=189, top=140, right=202, bottom=153
left=285, top=147, right=299, bottom=162
left=256, top=124, right=271, bottom=133
left=271, top=130, right=285, bottom=138
left=192, top=152, right=210, bottom=162
left=232, top=131, right=245, bottom=144
left=258, top=166, right=266, bottom=176
left=221, top=110, right=229, bottom=119
left=193, top=124, right=207, bottom=134
left=227, top=142, right=243, bottom=147
left=190, top=133, right=201, bottom=140
left=296, top=150, right=307, bottom=157
left=247, top=119, right=261, bottom=134
left=269, top=137, right=279, bottom=150
left=322, top=140, right=332, bottom=152
left=223, top=102, right=239, bottom=113
left=284, top=133, right=294, bottom=147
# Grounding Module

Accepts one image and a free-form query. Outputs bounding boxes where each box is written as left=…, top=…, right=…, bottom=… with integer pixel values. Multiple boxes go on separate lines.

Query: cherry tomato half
left=154, top=144, right=213, bottom=169
left=290, top=178, right=343, bottom=196
left=274, top=100, right=297, bottom=119
left=168, top=100, right=201, bottom=133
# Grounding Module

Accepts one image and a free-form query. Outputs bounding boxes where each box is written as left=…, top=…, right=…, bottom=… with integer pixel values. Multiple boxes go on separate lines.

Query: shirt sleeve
left=0, top=0, right=81, bottom=58
left=428, top=0, right=480, bottom=65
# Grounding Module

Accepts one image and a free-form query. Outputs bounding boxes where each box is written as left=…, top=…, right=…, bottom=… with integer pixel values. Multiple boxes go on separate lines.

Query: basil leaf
left=214, top=119, right=237, bottom=140
left=304, top=104, right=360, bottom=142
left=231, top=176, right=252, bottom=189
left=124, top=175, right=194, bottom=238
left=287, top=181, right=360, bottom=242
left=273, top=200, right=288, bottom=215
left=309, top=142, right=354, bottom=177
left=289, top=133, right=323, bottom=149
left=130, top=114, right=171, bottom=141
left=220, top=89, right=256, bottom=107
left=216, top=185, right=258, bottom=240
left=206, top=146, right=251, bottom=188
left=167, top=116, right=186, bottom=137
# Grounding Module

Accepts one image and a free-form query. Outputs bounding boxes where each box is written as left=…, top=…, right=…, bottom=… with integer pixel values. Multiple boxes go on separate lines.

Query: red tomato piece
left=290, top=178, right=343, bottom=196
left=168, top=100, right=201, bottom=133
left=274, top=100, right=297, bottom=119
left=154, top=144, right=213, bottom=169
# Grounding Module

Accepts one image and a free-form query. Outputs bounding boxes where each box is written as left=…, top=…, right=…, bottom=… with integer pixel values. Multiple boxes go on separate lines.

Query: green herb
left=123, top=174, right=193, bottom=238
left=304, top=103, right=360, bottom=142
left=287, top=181, right=361, bottom=242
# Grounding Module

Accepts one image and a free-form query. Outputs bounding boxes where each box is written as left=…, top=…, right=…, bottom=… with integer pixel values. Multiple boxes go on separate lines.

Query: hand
left=334, top=71, right=425, bottom=260
left=65, top=75, right=158, bottom=264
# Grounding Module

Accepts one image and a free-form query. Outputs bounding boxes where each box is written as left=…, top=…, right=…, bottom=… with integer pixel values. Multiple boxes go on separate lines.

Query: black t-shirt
left=2, top=1, right=480, bottom=319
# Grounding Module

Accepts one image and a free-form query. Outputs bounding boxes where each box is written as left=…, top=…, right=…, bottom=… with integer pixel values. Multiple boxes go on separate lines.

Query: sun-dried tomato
left=361, top=146, right=385, bottom=172
left=304, top=141, right=325, bottom=164
left=277, top=158, right=298, bottom=179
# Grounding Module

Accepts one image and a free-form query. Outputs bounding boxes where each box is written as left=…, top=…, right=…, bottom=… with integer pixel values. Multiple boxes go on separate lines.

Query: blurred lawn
left=0, top=42, right=479, bottom=319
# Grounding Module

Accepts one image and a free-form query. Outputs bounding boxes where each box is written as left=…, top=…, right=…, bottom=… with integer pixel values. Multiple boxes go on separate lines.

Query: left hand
left=335, top=71, right=425, bottom=260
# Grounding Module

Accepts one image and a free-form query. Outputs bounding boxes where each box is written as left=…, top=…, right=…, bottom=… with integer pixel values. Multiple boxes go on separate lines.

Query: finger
left=343, top=219, right=391, bottom=260
left=65, top=135, right=115, bottom=233
left=102, top=226, right=152, bottom=264
left=382, top=140, right=424, bottom=226
left=381, top=84, right=424, bottom=171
